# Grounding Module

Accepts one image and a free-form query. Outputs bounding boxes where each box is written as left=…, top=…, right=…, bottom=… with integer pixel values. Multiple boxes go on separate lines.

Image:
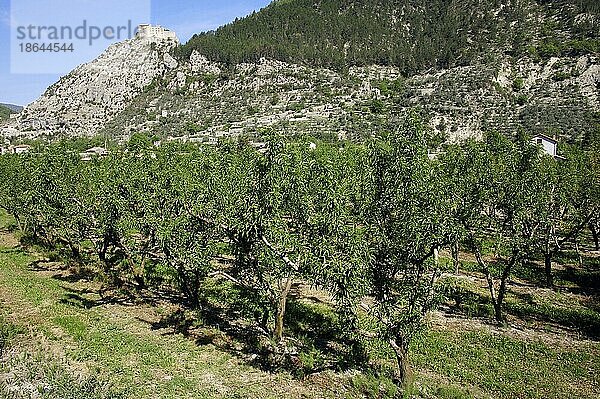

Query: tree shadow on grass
left=555, top=264, right=600, bottom=295
left=0, top=247, right=24, bottom=255
left=58, top=286, right=139, bottom=309
left=141, top=284, right=368, bottom=378
left=506, top=290, right=600, bottom=340
left=442, top=283, right=495, bottom=319
left=51, top=268, right=96, bottom=284
left=27, top=259, right=68, bottom=272
left=512, top=262, right=548, bottom=287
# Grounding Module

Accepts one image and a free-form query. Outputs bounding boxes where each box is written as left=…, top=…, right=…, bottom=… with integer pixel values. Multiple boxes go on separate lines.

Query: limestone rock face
left=3, top=35, right=178, bottom=138
left=2, top=34, right=598, bottom=144
left=101, top=53, right=598, bottom=143
left=190, top=51, right=221, bottom=75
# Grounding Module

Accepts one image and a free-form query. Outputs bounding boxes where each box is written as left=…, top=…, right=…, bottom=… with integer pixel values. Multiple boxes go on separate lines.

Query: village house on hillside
left=531, top=133, right=560, bottom=159
left=0, top=144, right=31, bottom=155
left=79, top=146, right=109, bottom=161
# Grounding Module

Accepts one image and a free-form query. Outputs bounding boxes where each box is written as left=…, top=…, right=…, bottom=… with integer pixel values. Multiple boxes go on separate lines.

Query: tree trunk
left=494, top=257, right=516, bottom=324
left=544, top=253, right=553, bottom=288
left=258, top=309, right=270, bottom=333
left=389, top=337, right=410, bottom=387
left=575, top=239, right=583, bottom=268
left=485, top=269, right=503, bottom=323
left=67, top=241, right=81, bottom=261
left=13, top=214, right=23, bottom=233
left=474, top=248, right=502, bottom=322
left=274, top=277, right=293, bottom=342
left=477, top=248, right=514, bottom=324
left=451, top=241, right=460, bottom=274
left=590, top=222, right=599, bottom=251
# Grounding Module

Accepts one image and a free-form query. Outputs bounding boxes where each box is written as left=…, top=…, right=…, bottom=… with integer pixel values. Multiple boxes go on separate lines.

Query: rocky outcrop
left=2, top=34, right=178, bottom=139
left=2, top=34, right=598, bottom=144
left=100, top=52, right=599, bottom=143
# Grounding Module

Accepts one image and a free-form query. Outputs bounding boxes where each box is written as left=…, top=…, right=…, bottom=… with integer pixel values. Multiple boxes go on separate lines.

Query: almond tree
left=583, top=127, right=600, bottom=251
left=215, top=138, right=348, bottom=342
left=18, top=143, right=99, bottom=258
left=0, top=152, right=34, bottom=232
left=141, top=143, right=222, bottom=307
left=529, top=145, right=598, bottom=287
left=445, top=132, right=542, bottom=322
left=360, top=113, right=453, bottom=385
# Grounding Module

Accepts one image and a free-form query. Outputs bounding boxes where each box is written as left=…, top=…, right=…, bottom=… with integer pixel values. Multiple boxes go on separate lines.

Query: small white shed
left=531, top=134, right=557, bottom=158
left=11, top=145, right=31, bottom=154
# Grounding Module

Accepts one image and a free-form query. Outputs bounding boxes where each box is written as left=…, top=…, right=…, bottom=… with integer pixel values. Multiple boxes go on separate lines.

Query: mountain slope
left=179, top=0, right=600, bottom=73
left=0, top=104, right=23, bottom=113
left=99, top=53, right=599, bottom=143
left=2, top=0, right=599, bottom=143
left=7, top=37, right=178, bottom=139
left=0, top=106, right=11, bottom=121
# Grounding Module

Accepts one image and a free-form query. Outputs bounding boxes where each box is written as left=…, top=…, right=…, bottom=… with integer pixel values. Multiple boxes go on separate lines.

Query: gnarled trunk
left=476, top=247, right=514, bottom=323
left=451, top=241, right=460, bottom=274
left=388, top=337, right=410, bottom=387
left=575, top=239, right=583, bottom=268
left=274, top=277, right=293, bottom=342
left=590, top=222, right=599, bottom=251
left=484, top=268, right=503, bottom=323
left=13, top=213, right=23, bottom=233
left=544, top=253, right=553, bottom=288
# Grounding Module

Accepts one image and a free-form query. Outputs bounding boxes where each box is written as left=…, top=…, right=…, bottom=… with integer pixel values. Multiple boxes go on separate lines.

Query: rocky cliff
left=2, top=0, right=599, bottom=144
left=2, top=35, right=178, bottom=139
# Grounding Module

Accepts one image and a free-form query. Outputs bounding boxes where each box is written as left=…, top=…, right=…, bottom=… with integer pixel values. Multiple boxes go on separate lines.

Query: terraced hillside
left=2, top=0, right=599, bottom=143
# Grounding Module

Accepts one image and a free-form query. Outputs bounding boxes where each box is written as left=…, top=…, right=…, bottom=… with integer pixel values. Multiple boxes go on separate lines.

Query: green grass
left=1, top=352, right=125, bottom=399
left=1, top=209, right=599, bottom=398
left=0, top=241, right=341, bottom=398
left=412, top=329, right=600, bottom=399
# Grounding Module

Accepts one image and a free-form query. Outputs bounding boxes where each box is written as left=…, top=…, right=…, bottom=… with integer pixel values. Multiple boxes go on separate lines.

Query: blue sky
left=0, top=0, right=271, bottom=105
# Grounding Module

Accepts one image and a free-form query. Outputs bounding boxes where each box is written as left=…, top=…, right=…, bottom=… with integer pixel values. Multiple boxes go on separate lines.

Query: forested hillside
left=0, top=106, right=11, bottom=121
left=179, top=0, right=600, bottom=73
left=3, top=0, right=599, bottom=145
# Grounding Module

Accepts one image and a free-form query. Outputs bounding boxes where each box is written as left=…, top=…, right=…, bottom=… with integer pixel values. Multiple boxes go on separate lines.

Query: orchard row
left=1, top=117, right=598, bottom=385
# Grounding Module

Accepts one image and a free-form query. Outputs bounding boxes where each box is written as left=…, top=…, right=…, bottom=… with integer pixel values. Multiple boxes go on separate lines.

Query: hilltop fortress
left=136, top=24, right=178, bottom=43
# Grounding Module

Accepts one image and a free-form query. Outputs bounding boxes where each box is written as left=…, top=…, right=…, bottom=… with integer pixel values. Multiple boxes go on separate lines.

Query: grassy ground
left=0, top=226, right=345, bottom=397
left=1, top=209, right=599, bottom=398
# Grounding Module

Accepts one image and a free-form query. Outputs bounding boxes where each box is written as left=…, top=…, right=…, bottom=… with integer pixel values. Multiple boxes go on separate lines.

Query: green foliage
left=512, top=77, right=524, bottom=91
left=174, top=0, right=514, bottom=73
left=356, top=112, right=456, bottom=383
left=174, top=0, right=599, bottom=73
left=515, top=94, right=528, bottom=105
left=552, top=71, right=571, bottom=81
left=368, top=99, right=385, bottom=114
left=185, top=122, right=202, bottom=133
left=0, top=105, right=11, bottom=120
left=2, top=115, right=599, bottom=390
